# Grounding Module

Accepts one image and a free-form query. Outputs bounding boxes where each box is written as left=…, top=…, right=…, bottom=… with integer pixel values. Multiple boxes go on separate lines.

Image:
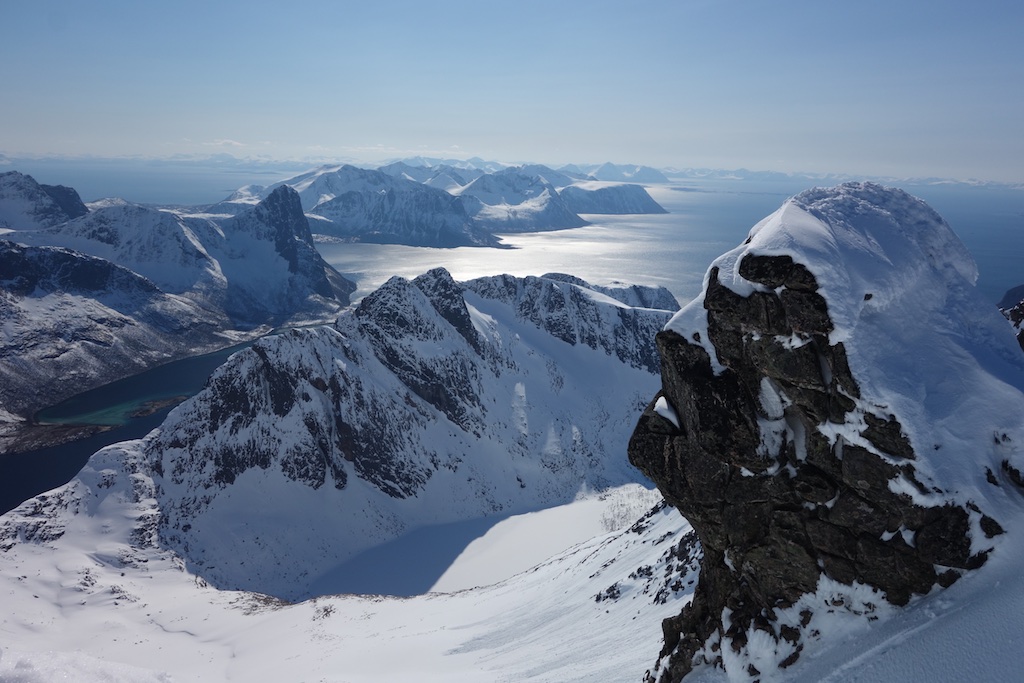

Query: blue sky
left=2, top=0, right=1022, bottom=181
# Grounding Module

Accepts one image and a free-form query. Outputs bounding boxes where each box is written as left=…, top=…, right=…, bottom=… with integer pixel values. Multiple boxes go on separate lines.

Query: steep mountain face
left=90, top=268, right=679, bottom=600
left=255, top=164, right=498, bottom=247
left=212, top=185, right=356, bottom=321
left=560, top=182, right=668, bottom=214
left=0, top=182, right=353, bottom=423
left=0, top=171, right=88, bottom=230
left=628, top=183, right=1024, bottom=681
left=10, top=185, right=353, bottom=324
left=455, top=168, right=588, bottom=232
left=0, top=241, right=231, bottom=419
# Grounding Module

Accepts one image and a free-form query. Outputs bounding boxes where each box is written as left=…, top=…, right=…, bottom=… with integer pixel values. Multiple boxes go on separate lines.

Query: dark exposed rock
left=999, top=286, right=1024, bottom=352
left=628, top=252, right=995, bottom=681
left=39, top=183, right=88, bottom=220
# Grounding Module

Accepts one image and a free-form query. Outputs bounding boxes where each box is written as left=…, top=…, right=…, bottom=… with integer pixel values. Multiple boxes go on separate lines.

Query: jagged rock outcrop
left=628, top=183, right=1024, bottom=681
left=999, top=285, right=1024, bottom=351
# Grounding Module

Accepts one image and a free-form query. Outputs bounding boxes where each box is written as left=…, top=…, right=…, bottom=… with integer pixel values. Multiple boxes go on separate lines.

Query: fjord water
left=0, top=178, right=1020, bottom=515
left=0, top=342, right=252, bottom=514
left=317, top=179, right=1024, bottom=306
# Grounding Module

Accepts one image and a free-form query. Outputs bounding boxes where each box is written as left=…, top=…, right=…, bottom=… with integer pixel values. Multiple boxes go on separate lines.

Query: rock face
left=999, top=285, right=1024, bottom=351
left=628, top=183, right=1024, bottom=681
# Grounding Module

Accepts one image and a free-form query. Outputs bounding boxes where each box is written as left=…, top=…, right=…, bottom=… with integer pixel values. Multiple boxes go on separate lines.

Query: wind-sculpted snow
left=35, top=268, right=677, bottom=599
left=630, top=182, right=1024, bottom=682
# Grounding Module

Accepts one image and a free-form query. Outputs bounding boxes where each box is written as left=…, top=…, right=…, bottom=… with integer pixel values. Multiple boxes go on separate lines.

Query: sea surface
left=0, top=175, right=1021, bottom=513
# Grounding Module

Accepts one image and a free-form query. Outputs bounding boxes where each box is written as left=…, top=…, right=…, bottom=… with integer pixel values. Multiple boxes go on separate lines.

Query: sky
left=1, top=0, right=1023, bottom=182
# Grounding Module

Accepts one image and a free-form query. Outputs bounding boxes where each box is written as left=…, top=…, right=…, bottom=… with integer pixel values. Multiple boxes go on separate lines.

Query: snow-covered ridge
left=0, top=178, right=355, bottom=422
left=0, top=170, right=88, bottom=230
left=212, top=162, right=666, bottom=245
left=0, top=268, right=677, bottom=600
left=669, top=182, right=1024, bottom=498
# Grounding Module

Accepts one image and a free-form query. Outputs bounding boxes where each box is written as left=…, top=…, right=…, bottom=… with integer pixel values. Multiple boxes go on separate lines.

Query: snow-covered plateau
left=3, top=180, right=1024, bottom=683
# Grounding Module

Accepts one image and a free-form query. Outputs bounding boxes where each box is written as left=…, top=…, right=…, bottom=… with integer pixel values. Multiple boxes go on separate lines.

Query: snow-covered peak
left=670, top=181, right=1024, bottom=505
left=590, top=163, right=669, bottom=183
left=455, top=167, right=559, bottom=205
left=0, top=170, right=88, bottom=230
left=642, top=181, right=1024, bottom=680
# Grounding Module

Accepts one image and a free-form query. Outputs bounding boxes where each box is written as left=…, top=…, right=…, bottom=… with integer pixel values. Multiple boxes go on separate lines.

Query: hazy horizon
left=3, top=1, right=1023, bottom=184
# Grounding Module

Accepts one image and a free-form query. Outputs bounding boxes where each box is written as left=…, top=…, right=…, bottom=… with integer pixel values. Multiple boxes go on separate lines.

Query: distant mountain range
left=201, top=162, right=668, bottom=246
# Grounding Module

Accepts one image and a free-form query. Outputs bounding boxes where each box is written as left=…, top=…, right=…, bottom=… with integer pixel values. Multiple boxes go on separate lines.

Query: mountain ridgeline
left=205, top=162, right=668, bottom=246
left=0, top=171, right=354, bottom=426
left=1, top=268, right=679, bottom=600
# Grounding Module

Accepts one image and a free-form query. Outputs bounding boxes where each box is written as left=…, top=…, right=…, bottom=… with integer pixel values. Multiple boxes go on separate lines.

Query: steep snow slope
left=0, top=473, right=696, bottom=682
left=8, top=269, right=674, bottom=600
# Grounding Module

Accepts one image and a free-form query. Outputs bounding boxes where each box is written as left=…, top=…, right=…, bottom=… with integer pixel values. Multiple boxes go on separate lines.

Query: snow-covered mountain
left=10, top=185, right=354, bottom=324
left=231, top=164, right=499, bottom=247
left=454, top=167, right=589, bottom=232
left=560, top=182, right=668, bottom=214
left=0, top=180, right=355, bottom=424
left=0, top=171, right=88, bottom=230
left=0, top=240, right=232, bottom=420
left=5, top=184, right=1024, bottom=682
left=0, top=269, right=678, bottom=600
left=630, top=182, right=1024, bottom=681
left=589, top=162, right=669, bottom=184
left=376, top=160, right=483, bottom=187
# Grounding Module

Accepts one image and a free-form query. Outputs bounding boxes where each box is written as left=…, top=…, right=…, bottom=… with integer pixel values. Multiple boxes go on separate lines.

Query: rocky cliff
left=629, top=183, right=1024, bottom=681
